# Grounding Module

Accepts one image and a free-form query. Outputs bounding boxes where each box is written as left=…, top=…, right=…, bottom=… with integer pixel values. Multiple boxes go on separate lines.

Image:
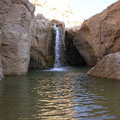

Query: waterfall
left=53, top=24, right=63, bottom=68
left=44, top=23, right=67, bottom=71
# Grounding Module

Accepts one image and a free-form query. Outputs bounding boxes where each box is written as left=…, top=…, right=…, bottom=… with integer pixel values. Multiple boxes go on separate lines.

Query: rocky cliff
left=66, top=1, right=120, bottom=79
left=30, top=14, right=53, bottom=69
left=0, top=0, right=35, bottom=78
left=0, top=0, right=66, bottom=80
left=65, top=27, right=98, bottom=66
left=80, top=1, right=120, bottom=61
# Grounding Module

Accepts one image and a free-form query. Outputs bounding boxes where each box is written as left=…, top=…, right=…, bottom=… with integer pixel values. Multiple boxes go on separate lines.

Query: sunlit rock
left=88, top=52, right=120, bottom=80
left=30, top=14, right=53, bottom=69
left=65, top=1, right=120, bottom=66
left=0, top=0, right=35, bottom=75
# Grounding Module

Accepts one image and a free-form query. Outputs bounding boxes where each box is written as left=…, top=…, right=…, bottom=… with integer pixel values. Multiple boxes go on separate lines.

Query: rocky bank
left=0, top=0, right=66, bottom=80
left=66, top=1, right=120, bottom=80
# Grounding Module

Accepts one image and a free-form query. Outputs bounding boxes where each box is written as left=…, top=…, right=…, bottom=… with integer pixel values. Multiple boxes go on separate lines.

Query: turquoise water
left=0, top=67, right=120, bottom=120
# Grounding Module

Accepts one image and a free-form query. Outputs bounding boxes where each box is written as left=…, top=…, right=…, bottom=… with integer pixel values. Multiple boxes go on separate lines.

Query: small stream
left=0, top=67, right=120, bottom=120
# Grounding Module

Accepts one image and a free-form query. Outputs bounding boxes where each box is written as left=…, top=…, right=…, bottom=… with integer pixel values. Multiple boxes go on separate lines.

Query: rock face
left=0, top=0, right=66, bottom=79
left=88, top=52, right=120, bottom=80
left=66, top=1, right=120, bottom=66
left=30, top=14, right=53, bottom=69
left=65, top=27, right=97, bottom=66
left=78, top=1, right=120, bottom=61
left=30, top=18, right=66, bottom=69
left=0, top=0, right=35, bottom=75
left=65, top=30, right=87, bottom=66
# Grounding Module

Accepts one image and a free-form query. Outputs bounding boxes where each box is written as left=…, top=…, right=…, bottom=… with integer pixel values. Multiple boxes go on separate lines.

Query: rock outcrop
left=78, top=1, right=120, bottom=60
left=30, top=18, right=66, bottom=69
left=66, top=1, right=120, bottom=66
left=30, top=14, right=53, bottom=69
left=65, top=27, right=97, bottom=66
left=65, top=30, right=87, bottom=66
left=0, top=0, right=35, bottom=75
left=88, top=52, right=120, bottom=80
left=83, top=1, right=120, bottom=80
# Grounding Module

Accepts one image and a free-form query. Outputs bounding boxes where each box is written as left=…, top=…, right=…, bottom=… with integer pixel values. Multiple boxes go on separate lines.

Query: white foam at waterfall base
left=43, top=67, right=71, bottom=72
left=44, top=67, right=67, bottom=72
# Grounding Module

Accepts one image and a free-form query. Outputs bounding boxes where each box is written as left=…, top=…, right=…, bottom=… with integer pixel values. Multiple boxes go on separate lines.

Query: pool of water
left=0, top=67, right=120, bottom=120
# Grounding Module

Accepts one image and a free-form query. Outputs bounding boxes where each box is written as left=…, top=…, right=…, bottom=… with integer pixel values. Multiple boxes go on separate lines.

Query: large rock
left=66, top=27, right=97, bottom=66
left=65, top=30, right=87, bottom=66
left=0, top=0, right=35, bottom=75
left=30, top=16, right=66, bottom=69
left=66, top=1, right=120, bottom=65
left=30, top=14, right=53, bottom=69
left=87, top=52, right=120, bottom=80
left=79, top=1, right=120, bottom=60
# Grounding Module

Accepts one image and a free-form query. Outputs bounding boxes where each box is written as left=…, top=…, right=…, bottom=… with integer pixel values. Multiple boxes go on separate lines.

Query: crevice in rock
left=65, top=31, right=87, bottom=66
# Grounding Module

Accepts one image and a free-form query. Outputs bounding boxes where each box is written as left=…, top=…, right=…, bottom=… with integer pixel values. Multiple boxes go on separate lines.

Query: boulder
left=0, top=0, right=35, bottom=75
left=87, top=52, right=120, bottom=80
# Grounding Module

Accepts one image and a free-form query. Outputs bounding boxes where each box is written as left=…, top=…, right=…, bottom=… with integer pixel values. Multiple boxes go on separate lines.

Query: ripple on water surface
left=0, top=67, right=120, bottom=120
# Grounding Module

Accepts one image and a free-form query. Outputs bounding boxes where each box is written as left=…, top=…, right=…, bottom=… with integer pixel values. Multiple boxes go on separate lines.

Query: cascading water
left=44, top=23, right=67, bottom=71
left=53, top=24, right=62, bottom=68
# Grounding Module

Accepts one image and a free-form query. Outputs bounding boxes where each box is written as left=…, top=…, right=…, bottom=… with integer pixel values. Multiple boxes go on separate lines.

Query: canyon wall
left=79, top=1, right=120, bottom=61
left=66, top=1, right=120, bottom=79
left=30, top=14, right=53, bottom=69
left=0, top=0, right=35, bottom=76
left=0, top=0, right=66, bottom=80
left=65, top=27, right=98, bottom=66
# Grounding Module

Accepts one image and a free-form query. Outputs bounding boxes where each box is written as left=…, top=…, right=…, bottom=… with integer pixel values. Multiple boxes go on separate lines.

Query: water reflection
left=0, top=67, right=120, bottom=120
